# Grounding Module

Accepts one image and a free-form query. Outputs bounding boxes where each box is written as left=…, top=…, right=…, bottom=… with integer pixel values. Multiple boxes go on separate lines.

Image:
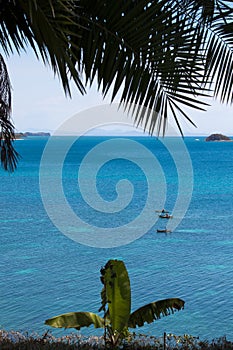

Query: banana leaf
left=103, top=260, right=131, bottom=333
left=45, top=311, right=104, bottom=330
left=128, top=298, right=185, bottom=328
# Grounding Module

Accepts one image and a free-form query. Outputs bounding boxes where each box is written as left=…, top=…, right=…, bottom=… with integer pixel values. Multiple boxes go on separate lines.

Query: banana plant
left=45, top=259, right=185, bottom=347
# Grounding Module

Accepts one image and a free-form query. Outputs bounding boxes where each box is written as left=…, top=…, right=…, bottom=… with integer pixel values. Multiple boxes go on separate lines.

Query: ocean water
left=1, top=135, right=233, bottom=341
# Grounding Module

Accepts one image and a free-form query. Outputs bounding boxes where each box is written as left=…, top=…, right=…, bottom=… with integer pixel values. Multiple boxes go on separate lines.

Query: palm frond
left=71, top=0, right=214, bottom=134
left=0, top=54, right=19, bottom=172
left=0, top=0, right=85, bottom=96
left=205, top=21, right=233, bottom=103
left=71, top=0, right=233, bottom=134
left=0, top=0, right=84, bottom=170
left=177, top=0, right=233, bottom=104
left=1, top=0, right=233, bottom=172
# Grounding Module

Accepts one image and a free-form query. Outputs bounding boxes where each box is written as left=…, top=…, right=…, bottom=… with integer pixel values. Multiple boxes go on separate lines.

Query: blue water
left=1, top=136, right=233, bottom=341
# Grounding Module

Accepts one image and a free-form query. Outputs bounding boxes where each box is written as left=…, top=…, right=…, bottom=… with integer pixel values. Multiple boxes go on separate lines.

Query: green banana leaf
left=45, top=311, right=104, bottom=330
left=103, top=260, right=131, bottom=333
left=128, top=298, right=185, bottom=328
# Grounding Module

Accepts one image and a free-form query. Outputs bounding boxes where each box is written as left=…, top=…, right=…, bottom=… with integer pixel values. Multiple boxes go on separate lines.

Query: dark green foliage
left=1, top=1, right=233, bottom=171
left=0, top=0, right=82, bottom=171
left=45, top=260, right=184, bottom=348
left=0, top=54, right=19, bottom=172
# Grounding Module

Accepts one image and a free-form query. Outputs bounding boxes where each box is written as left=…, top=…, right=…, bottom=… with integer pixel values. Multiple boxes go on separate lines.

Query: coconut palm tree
left=0, top=1, right=233, bottom=171
left=45, top=259, right=185, bottom=347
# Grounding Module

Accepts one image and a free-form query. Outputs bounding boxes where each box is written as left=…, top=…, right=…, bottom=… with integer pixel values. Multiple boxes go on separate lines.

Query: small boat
left=157, top=229, right=172, bottom=233
left=159, top=214, right=173, bottom=219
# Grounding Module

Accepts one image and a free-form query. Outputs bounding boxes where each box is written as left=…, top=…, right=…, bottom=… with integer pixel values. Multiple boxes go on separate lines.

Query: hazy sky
left=4, top=50, right=233, bottom=136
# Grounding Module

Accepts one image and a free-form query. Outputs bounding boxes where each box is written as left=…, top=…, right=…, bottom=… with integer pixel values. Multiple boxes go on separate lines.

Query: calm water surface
left=1, top=136, right=233, bottom=341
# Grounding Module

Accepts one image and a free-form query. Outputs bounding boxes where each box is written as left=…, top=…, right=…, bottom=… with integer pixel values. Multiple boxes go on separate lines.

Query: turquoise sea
left=1, top=136, right=233, bottom=341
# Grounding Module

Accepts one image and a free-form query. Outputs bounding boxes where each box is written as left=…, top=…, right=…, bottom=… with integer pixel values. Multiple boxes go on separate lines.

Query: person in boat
left=162, top=209, right=165, bottom=213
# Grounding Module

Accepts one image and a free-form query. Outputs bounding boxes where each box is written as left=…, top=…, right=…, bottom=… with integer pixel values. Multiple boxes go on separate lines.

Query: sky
left=4, top=50, right=233, bottom=137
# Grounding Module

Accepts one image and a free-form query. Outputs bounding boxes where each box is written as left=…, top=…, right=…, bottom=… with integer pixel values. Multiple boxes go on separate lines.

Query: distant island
left=205, top=133, right=232, bottom=142
left=23, top=132, right=51, bottom=137
left=15, top=132, right=51, bottom=139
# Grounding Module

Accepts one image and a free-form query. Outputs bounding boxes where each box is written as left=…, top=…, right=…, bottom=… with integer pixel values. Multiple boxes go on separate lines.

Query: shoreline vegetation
left=14, top=133, right=233, bottom=141
left=1, top=330, right=233, bottom=349
left=15, top=132, right=51, bottom=139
